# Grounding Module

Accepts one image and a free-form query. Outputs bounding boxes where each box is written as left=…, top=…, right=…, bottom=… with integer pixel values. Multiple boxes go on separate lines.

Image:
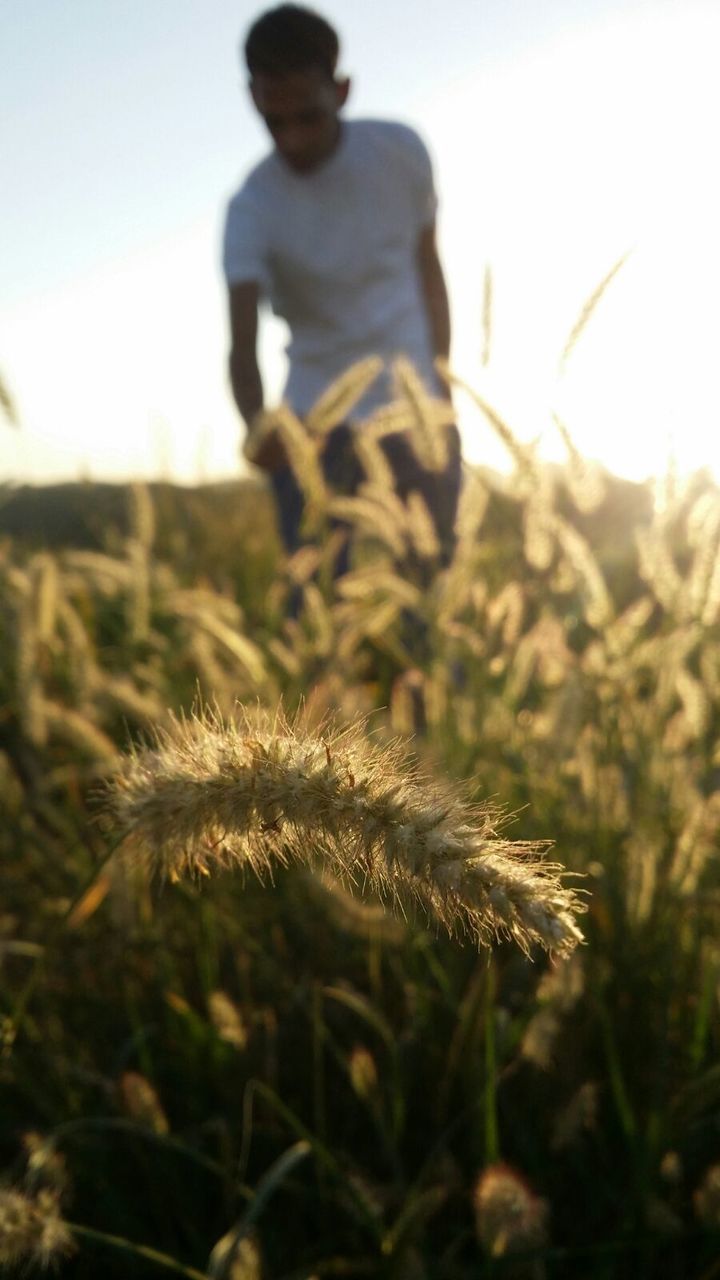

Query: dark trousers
left=270, top=422, right=462, bottom=576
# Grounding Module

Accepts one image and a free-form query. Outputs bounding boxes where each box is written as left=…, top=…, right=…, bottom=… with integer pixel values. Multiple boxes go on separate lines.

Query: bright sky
left=2, top=0, right=719, bottom=485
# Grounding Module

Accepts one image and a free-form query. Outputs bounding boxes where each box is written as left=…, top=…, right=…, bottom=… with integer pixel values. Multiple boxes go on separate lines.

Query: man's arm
left=227, top=281, right=285, bottom=470
left=228, top=281, right=264, bottom=425
left=416, top=221, right=451, bottom=361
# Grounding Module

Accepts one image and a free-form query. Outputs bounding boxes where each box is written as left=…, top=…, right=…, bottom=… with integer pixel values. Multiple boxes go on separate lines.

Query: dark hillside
left=0, top=478, right=280, bottom=605
left=0, top=465, right=653, bottom=569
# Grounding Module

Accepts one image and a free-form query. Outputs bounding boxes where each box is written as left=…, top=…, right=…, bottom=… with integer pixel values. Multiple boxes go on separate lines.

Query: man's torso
left=223, top=119, right=441, bottom=416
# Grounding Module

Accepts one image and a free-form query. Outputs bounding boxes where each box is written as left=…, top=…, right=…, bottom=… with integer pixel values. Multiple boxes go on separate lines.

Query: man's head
left=244, top=5, right=350, bottom=173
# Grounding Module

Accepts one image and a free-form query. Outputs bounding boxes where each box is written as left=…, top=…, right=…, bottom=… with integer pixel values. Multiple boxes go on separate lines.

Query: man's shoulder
left=226, top=152, right=282, bottom=211
left=349, top=117, right=429, bottom=158
left=346, top=119, right=433, bottom=189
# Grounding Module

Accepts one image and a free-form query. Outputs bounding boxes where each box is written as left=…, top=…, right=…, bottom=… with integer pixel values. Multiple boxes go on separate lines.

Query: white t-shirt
left=222, top=118, right=443, bottom=419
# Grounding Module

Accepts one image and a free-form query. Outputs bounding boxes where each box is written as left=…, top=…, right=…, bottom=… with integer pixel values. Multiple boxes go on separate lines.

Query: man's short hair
left=244, top=5, right=339, bottom=79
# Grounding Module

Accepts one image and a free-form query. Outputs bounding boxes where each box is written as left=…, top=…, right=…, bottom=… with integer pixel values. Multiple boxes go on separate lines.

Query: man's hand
left=243, top=410, right=288, bottom=472
left=227, top=282, right=291, bottom=472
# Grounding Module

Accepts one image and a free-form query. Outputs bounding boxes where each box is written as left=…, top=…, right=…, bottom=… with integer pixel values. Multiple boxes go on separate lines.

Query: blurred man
left=223, top=3, right=460, bottom=561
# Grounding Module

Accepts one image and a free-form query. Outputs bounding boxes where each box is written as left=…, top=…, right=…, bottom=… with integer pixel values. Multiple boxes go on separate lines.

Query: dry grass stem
left=406, top=491, right=441, bottom=560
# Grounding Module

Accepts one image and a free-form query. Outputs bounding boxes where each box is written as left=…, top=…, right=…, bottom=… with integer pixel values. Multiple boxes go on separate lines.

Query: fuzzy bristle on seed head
left=104, top=704, right=585, bottom=956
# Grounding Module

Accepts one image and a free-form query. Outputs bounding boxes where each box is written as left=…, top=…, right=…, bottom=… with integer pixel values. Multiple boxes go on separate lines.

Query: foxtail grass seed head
left=523, top=498, right=555, bottom=572
left=60, top=548, right=136, bottom=594
left=266, top=636, right=303, bottom=678
left=328, top=492, right=407, bottom=558
left=209, top=990, right=248, bottom=1050
left=348, top=1045, right=379, bottom=1098
left=0, top=1186, right=74, bottom=1269
left=337, top=567, right=422, bottom=611
left=455, top=469, right=489, bottom=544
left=185, top=612, right=269, bottom=688
left=42, top=701, right=119, bottom=763
left=406, top=492, right=441, bottom=561
left=105, top=705, right=585, bottom=955
left=660, top=1152, right=683, bottom=1185
left=487, top=582, right=525, bottom=649
left=118, top=1071, right=169, bottom=1135
left=208, top=1229, right=262, bottom=1280
left=684, top=496, right=720, bottom=621
left=93, top=674, right=167, bottom=728
left=22, top=1134, right=69, bottom=1196
left=188, top=632, right=235, bottom=705
left=520, top=1006, right=563, bottom=1070
left=521, top=955, right=584, bottom=1068
left=701, top=550, right=720, bottom=627
left=636, top=525, right=683, bottom=613
left=353, top=429, right=398, bottom=490
left=275, top=406, right=327, bottom=513
left=362, top=399, right=418, bottom=438
left=551, top=515, right=612, bottom=629
left=305, top=356, right=383, bottom=437
left=299, top=582, right=335, bottom=658
left=437, top=363, right=537, bottom=478
left=536, top=953, right=584, bottom=1010
left=125, top=539, right=151, bottom=643
left=390, top=668, right=426, bottom=737
left=392, top=357, right=454, bottom=472
left=623, top=832, right=658, bottom=925
left=694, top=1165, right=720, bottom=1228
left=474, top=1163, right=549, bottom=1258
left=551, top=1081, right=599, bottom=1151
left=675, top=668, right=708, bottom=740
left=558, top=251, right=630, bottom=372
left=32, top=553, right=59, bottom=644
left=552, top=413, right=606, bottom=513
left=128, top=481, right=155, bottom=551
left=13, top=585, right=48, bottom=747
left=57, top=598, right=94, bottom=696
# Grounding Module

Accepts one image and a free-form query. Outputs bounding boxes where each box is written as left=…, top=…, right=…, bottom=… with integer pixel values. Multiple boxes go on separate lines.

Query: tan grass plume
left=0, top=1187, right=74, bottom=1270
left=104, top=704, right=585, bottom=955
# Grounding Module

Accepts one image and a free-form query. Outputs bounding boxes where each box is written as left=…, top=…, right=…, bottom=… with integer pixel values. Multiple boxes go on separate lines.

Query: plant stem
left=68, top=1223, right=209, bottom=1279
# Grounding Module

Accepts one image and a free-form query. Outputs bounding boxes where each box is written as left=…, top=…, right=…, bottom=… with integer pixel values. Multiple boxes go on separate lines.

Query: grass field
left=2, top=383, right=720, bottom=1279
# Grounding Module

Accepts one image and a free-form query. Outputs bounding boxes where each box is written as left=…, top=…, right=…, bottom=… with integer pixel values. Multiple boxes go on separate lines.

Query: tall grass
left=1, top=362, right=720, bottom=1277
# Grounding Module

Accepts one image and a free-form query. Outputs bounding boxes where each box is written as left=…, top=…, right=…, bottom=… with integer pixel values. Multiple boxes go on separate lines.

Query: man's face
left=250, top=70, right=349, bottom=173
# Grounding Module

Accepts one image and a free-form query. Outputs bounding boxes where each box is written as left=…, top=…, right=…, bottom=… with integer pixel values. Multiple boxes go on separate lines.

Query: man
left=223, top=3, right=460, bottom=561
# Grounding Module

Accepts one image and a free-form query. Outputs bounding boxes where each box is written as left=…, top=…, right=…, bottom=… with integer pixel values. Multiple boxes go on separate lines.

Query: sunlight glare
left=432, top=3, right=720, bottom=482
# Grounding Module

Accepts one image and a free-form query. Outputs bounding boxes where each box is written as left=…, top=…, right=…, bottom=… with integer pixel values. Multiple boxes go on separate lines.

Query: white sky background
left=1, top=0, right=719, bottom=485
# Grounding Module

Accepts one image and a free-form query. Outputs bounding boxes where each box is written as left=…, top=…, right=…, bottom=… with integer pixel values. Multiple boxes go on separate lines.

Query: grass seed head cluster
left=107, top=704, right=585, bottom=955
